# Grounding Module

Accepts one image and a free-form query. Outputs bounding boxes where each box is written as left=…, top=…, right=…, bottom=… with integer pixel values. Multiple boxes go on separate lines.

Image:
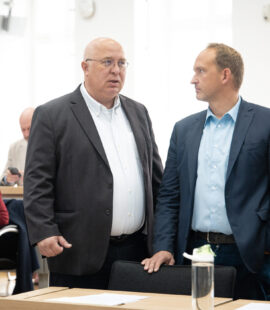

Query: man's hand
left=37, top=236, right=72, bottom=257
left=6, top=170, right=20, bottom=184
left=141, top=251, right=175, bottom=273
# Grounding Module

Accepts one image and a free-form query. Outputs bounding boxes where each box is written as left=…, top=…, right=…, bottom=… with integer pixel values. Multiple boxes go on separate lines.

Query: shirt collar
left=80, top=83, right=121, bottom=117
left=205, top=96, right=241, bottom=126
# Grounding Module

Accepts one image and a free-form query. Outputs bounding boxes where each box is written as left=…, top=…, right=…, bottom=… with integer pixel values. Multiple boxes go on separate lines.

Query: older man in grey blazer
left=24, top=37, right=163, bottom=289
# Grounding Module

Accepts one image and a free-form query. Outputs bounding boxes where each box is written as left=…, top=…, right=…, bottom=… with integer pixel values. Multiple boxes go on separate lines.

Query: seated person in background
left=1, top=107, right=34, bottom=186
left=0, top=192, right=9, bottom=227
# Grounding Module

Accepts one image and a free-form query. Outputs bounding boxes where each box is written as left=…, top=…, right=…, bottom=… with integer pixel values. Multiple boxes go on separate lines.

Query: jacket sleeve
left=23, top=106, right=61, bottom=245
left=144, top=108, right=163, bottom=206
left=153, top=125, right=180, bottom=254
left=267, top=140, right=270, bottom=252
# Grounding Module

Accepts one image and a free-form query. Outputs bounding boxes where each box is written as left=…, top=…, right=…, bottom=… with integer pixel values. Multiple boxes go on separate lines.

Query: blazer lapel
left=120, top=96, right=147, bottom=166
left=226, top=100, right=254, bottom=180
left=187, top=111, right=206, bottom=193
left=69, top=87, right=110, bottom=168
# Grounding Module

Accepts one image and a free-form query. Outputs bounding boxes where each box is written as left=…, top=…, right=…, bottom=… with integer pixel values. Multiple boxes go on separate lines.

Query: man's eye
left=118, top=60, right=126, bottom=67
left=103, top=59, right=113, bottom=66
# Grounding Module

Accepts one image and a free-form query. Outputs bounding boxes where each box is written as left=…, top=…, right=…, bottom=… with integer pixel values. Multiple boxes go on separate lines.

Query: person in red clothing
left=0, top=192, right=9, bottom=227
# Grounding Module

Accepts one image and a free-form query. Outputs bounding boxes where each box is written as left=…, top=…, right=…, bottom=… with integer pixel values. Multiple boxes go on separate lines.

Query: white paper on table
left=236, top=303, right=270, bottom=310
left=47, top=293, right=149, bottom=306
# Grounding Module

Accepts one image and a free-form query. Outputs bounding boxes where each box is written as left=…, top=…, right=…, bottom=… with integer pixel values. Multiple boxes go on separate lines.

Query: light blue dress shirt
left=192, top=97, right=241, bottom=234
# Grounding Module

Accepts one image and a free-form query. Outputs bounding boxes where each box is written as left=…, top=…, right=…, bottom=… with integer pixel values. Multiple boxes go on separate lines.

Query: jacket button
left=105, top=209, right=111, bottom=215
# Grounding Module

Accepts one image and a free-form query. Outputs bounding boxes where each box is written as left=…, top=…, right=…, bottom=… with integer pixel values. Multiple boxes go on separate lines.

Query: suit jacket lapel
left=69, top=87, right=110, bottom=168
left=226, top=100, right=254, bottom=180
left=187, top=111, right=206, bottom=193
left=120, top=95, right=147, bottom=167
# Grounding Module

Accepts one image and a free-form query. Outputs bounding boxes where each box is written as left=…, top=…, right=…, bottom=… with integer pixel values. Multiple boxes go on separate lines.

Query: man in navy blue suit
left=142, top=43, right=270, bottom=299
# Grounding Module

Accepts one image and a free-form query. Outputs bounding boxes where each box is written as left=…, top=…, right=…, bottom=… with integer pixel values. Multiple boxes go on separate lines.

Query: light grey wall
left=232, top=0, right=270, bottom=107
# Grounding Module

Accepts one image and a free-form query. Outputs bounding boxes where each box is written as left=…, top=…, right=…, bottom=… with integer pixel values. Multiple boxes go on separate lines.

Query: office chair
left=108, top=260, right=236, bottom=298
left=3, top=199, right=40, bottom=295
left=0, top=224, right=19, bottom=296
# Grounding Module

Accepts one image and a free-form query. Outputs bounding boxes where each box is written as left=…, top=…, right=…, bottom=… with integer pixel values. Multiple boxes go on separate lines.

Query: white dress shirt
left=80, top=84, right=145, bottom=236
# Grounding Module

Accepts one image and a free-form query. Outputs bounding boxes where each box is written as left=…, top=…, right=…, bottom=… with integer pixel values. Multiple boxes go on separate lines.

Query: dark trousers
left=258, top=254, right=270, bottom=300
left=187, top=236, right=266, bottom=300
left=50, top=232, right=147, bottom=289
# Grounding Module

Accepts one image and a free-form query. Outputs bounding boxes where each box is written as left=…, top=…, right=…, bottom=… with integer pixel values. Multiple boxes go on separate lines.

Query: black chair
left=2, top=199, right=40, bottom=294
left=108, top=260, right=236, bottom=298
left=0, top=224, right=19, bottom=296
left=0, top=224, right=19, bottom=276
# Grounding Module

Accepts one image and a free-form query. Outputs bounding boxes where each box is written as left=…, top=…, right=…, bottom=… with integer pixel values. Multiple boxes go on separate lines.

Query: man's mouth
left=108, top=80, right=120, bottom=84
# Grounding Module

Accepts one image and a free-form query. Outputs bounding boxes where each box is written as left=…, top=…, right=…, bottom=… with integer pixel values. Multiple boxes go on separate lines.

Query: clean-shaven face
left=191, top=48, right=224, bottom=103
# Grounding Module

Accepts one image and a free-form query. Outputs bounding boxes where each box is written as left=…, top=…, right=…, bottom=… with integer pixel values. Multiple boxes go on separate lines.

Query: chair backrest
left=108, top=260, right=236, bottom=298
left=0, top=224, right=19, bottom=270
left=0, top=224, right=18, bottom=237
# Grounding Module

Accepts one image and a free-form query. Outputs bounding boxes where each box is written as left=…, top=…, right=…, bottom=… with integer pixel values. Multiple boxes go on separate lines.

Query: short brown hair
left=207, top=43, right=244, bottom=90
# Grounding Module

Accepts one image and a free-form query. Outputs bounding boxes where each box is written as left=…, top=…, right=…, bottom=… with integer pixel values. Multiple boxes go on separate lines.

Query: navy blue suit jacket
left=153, top=99, right=270, bottom=273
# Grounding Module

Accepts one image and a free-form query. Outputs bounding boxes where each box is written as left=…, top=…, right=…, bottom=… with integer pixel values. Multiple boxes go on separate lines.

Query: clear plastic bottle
left=183, top=245, right=214, bottom=310
left=192, top=259, right=214, bottom=310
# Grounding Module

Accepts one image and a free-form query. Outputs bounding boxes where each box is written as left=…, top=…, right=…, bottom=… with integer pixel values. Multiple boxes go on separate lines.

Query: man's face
left=20, top=118, right=31, bottom=140
left=82, top=40, right=126, bottom=106
left=191, top=48, right=223, bottom=102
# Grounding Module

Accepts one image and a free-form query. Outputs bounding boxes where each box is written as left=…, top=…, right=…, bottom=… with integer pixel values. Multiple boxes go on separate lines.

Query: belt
left=191, top=230, right=235, bottom=244
left=110, top=228, right=143, bottom=244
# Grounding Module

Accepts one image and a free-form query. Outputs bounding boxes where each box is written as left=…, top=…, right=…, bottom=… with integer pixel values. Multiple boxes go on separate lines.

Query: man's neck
left=209, top=93, right=239, bottom=119
left=84, top=83, right=115, bottom=109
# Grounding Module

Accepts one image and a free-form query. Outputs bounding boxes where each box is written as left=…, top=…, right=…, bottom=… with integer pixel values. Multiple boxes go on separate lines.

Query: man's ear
left=222, top=68, right=231, bottom=84
left=81, top=61, right=89, bottom=74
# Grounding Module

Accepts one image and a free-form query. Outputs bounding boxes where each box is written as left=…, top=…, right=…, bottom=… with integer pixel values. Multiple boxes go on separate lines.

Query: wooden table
left=217, top=298, right=270, bottom=309
left=0, top=186, right=23, bottom=199
left=0, top=287, right=232, bottom=310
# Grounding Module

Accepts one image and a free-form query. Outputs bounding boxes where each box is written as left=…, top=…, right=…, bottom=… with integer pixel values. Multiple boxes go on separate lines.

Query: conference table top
left=1, top=287, right=269, bottom=310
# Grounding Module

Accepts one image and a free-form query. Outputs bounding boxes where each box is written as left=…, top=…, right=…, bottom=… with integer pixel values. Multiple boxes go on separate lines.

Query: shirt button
left=105, top=209, right=111, bottom=215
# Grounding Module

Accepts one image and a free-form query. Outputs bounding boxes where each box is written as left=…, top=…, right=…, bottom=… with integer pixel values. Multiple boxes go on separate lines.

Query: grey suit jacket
left=24, top=85, right=163, bottom=275
left=153, top=99, right=270, bottom=273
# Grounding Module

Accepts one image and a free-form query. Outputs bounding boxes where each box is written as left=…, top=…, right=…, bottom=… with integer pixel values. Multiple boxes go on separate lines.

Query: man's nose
left=110, top=62, right=121, bottom=73
left=191, top=75, right=197, bottom=84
